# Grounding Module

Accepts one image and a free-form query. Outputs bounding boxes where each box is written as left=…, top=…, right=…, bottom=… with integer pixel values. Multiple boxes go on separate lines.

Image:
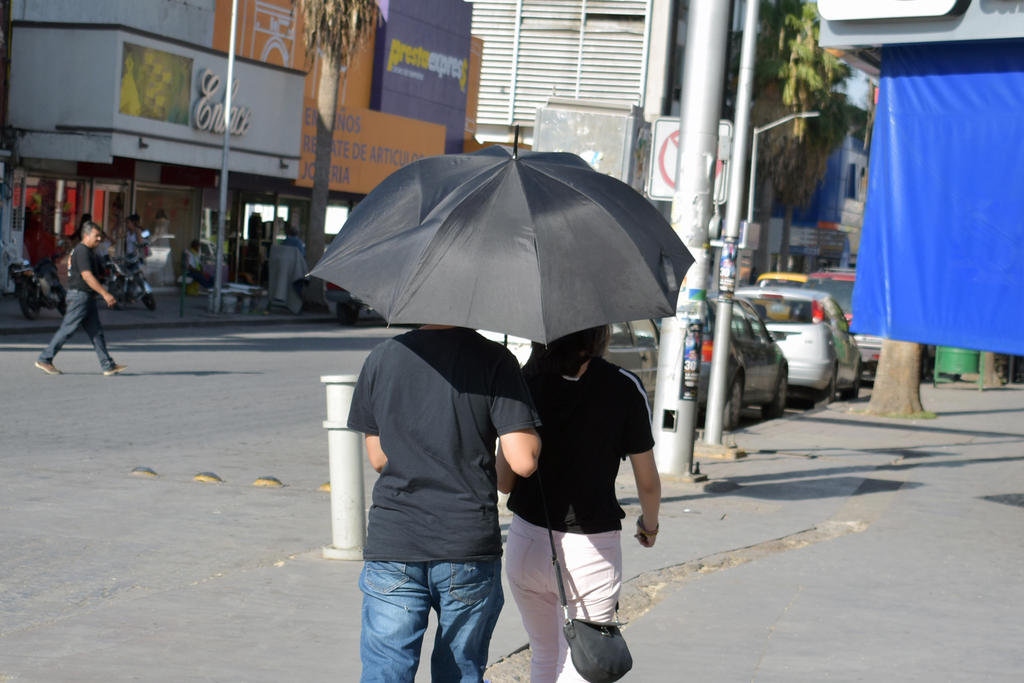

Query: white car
left=736, top=286, right=861, bottom=402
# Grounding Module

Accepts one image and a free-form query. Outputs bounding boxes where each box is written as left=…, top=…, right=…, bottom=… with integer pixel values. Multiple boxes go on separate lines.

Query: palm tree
left=751, top=0, right=852, bottom=274
left=294, top=0, right=379, bottom=291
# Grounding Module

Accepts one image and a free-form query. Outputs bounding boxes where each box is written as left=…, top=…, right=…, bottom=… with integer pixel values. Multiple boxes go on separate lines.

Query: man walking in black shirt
left=35, top=221, right=125, bottom=376
left=348, top=325, right=541, bottom=682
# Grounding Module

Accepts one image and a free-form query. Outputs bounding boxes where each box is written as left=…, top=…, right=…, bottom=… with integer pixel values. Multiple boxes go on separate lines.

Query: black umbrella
left=310, top=145, right=692, bottom=343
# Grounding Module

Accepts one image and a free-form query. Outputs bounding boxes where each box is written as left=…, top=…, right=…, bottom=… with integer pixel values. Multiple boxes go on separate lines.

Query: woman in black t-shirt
left=498, top=326, right=662, bottom=682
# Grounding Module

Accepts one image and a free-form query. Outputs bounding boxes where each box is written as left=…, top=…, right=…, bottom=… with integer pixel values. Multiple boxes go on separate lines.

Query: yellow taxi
left=755, top=272, right=808, bottom=288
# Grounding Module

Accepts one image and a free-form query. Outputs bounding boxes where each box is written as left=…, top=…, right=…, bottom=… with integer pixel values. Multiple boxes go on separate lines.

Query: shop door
left=92, top=182, right=129, bottom=255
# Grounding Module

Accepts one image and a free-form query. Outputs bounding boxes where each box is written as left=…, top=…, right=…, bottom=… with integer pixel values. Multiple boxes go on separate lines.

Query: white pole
left=321, top=375, right=365, bottom=560
left=211, top=0, right=238, bottom=314
left=703, top=0, right=760, bottom=445
left=651, top=0, right=730, bottom=477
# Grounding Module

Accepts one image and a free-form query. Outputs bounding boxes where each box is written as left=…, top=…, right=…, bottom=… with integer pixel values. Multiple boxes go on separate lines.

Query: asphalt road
left=1, top=323, right=398, bottom=639
left=5, top=322, right=395, bottom=481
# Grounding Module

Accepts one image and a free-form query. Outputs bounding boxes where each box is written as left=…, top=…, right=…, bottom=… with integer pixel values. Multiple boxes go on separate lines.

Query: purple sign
left=371, top=0, right=472, bottom=154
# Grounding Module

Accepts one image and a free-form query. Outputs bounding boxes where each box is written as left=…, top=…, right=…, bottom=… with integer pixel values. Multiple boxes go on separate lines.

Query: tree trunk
left=981, top=352, right=1004, bottom=387
left=865, top=340, right=923, bottom=415
left=755, top=176, right=773, bottom=277
left=779, top=205, right=793, bottom=271
left=307, top=57, right=340, bottom=305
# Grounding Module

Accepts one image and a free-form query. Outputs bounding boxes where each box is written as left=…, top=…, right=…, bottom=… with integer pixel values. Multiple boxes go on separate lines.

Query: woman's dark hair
left=524, top=325, right=610, bottom=378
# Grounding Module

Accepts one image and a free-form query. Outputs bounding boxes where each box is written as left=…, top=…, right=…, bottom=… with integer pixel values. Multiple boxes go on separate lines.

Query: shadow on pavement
left=982, top=493, right=1024, bottom=508
left=119, top=370, right=265, bottom=377
left=932, top=407, right=1024, bottom=417
left=637, top=476, right=922, bottom=504
left=2, top=334, right=395, bottom=355
left=787, top=414, right=1024, bottom=440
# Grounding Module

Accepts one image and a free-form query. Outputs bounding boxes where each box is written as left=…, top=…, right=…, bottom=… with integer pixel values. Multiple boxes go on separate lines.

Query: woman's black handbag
left=562, top=615, right=633, bottom=682
left=538, top=473, right=633, bottom=682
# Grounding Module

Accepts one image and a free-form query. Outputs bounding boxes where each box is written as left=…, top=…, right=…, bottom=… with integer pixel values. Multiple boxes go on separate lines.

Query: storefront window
left=92, top=182, right=129, bottom=256
left=23, top=177, right=86, bottom=264
left=135, top=186, right=200, bottom=287
left=244, top=203, right=289, bottom=239
left=325, top=205, right=349, bottom=235
left=233, top=196, right=313, bottom=286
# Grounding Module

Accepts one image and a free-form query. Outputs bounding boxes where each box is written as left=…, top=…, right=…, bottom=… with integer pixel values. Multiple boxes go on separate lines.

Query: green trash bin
left=934, top=346, right=983, bottom=389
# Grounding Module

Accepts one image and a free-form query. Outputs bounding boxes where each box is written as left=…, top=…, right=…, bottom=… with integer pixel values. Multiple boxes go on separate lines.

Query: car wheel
left=818, top=365, right=838, bottom=403
left=723, top=374, right=743, bottom=431
left=337, top=303, right=359, bottom=326
left=840, top=361, right=861, bottom=400
left=762, top=368, right=787, bottom=420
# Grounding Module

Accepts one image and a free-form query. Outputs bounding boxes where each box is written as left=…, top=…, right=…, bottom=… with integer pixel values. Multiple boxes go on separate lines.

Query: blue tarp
left=852, top=40, right=1024, bottom=355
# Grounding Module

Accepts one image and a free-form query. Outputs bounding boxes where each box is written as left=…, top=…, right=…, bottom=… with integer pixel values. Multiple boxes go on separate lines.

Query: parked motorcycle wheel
left=17, top=286, right=39, bottom=320
left=336, top=302, right=359, bottom=326
left=142, top=293, right=156, bottom=310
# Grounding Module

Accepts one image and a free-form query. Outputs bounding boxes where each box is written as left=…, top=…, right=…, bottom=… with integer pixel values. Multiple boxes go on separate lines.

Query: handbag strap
left=535, top=470, right=573, bottom=623
left=534, top=470, right=622, bottom=627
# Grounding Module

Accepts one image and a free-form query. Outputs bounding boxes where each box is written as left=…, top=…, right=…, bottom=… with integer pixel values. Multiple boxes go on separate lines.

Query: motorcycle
left=8, top=254, right=67, bottom=320
left=105, top=231, right=156, bottom=310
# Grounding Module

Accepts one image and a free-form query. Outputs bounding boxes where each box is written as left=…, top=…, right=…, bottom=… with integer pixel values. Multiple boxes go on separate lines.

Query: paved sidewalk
left=609, top=383, right=1024, bottom=683
left=0, top=286, right=336, bottom=336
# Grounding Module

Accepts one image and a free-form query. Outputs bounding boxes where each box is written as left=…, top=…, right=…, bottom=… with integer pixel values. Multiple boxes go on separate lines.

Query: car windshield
left=806, top=278, right=853, bottom=314
left=742, top=295, right=814, bottom=324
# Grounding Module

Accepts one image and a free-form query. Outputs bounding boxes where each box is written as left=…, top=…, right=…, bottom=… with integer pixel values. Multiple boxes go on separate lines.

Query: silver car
left=736, top=286, right=861, bottom=402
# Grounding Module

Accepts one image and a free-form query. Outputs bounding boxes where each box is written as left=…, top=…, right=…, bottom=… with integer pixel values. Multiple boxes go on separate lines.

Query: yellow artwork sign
left=119, top=43, right=193, bottom=125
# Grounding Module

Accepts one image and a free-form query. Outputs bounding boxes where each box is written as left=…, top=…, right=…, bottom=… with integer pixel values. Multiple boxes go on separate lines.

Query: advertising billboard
left=371, top=0, right=473, bottom=153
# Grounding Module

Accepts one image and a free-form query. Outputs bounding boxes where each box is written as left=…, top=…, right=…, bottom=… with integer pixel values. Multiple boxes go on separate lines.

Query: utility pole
left=651, top=0, right=730, bottom=477
left=703, top=0, right=760, bottom=446
left=211, top=0, right=238, bottom=314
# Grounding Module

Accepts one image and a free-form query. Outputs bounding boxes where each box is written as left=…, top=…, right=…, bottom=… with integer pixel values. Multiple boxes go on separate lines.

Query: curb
left=0, top=312, right=337, bottom=336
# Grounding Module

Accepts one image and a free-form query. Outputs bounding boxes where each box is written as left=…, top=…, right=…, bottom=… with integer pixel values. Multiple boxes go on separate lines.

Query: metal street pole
left=211, top=0, right=238, bottom=314
left=705, top=108, right=821, bottom=443
left=703, top=0, right=760, bottom=445
left=651, top=0, right=730, bottom=477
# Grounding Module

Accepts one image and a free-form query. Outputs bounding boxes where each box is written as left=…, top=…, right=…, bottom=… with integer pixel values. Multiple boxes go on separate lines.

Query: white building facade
left=469, top=0, right=692, bottom=145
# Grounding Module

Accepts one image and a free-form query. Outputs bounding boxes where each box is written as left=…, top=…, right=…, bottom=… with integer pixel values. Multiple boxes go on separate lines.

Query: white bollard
left=320, top=374, right=365, bottom=561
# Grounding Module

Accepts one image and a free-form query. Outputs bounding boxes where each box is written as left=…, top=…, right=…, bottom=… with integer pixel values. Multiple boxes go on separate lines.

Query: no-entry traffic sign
left=647, top=118, right=732, bottom=203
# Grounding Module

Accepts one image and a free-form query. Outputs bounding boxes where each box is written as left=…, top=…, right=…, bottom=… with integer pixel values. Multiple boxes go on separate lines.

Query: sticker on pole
left=647, top=118, right=732, bottom=204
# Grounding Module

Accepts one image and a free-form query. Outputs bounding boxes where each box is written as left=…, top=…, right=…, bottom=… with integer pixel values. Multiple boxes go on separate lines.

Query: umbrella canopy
left=310, top=146, right=692, bottom=343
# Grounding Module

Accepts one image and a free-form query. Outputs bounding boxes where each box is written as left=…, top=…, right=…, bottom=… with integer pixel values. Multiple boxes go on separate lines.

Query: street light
left=703, top=109, right=821, bottom=448
left=745, top=111, right=820, bottom=225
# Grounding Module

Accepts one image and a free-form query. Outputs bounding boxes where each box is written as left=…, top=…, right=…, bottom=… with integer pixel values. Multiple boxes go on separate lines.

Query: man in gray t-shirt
left=348, top=325, right=541, bottom=683
left=36, top=221, right=125, bottom=377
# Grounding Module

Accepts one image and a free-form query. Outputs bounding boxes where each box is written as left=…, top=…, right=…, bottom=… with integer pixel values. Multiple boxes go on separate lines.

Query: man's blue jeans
left=39, top=289, right=115, bottom=371
left=358, top=559, right=503, bottom=683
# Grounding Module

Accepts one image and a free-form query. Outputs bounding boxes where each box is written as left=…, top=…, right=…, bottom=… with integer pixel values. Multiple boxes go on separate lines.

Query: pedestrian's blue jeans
left=39, top=289, right=115, bottom=370
left=358, top=558, right=503, bottom=683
